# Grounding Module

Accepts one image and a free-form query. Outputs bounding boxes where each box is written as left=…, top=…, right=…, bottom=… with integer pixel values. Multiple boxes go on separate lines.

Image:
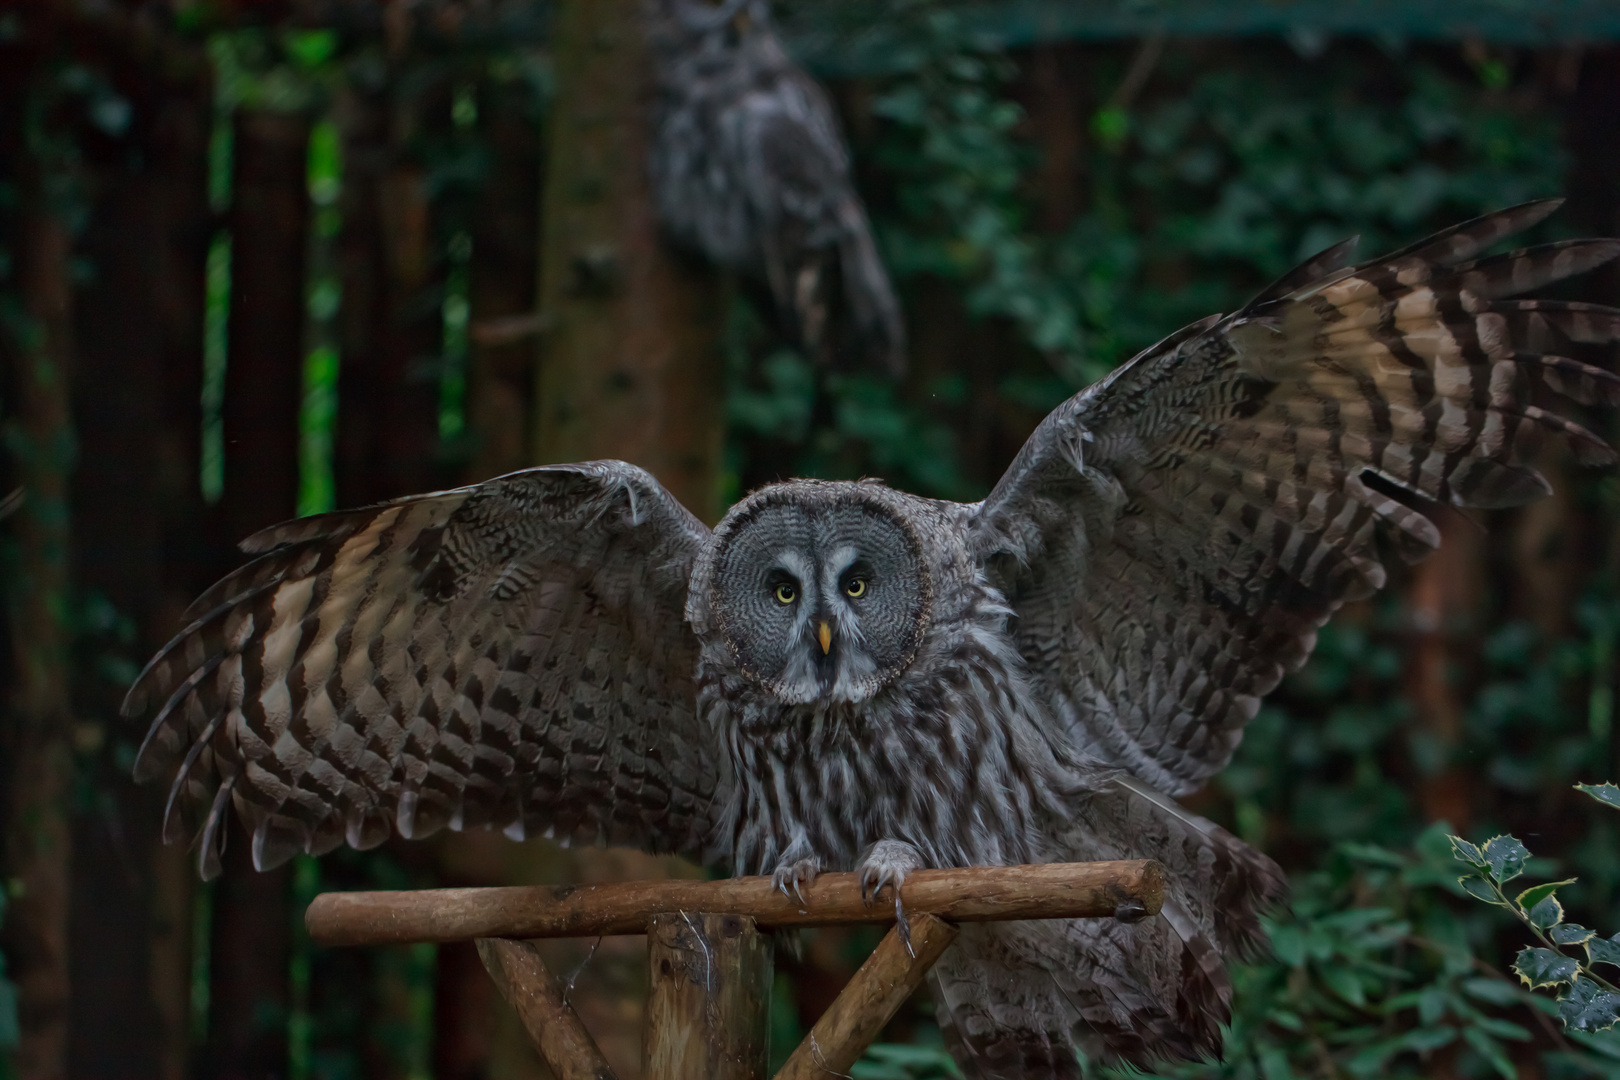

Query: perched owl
left=643, top=0, right=906, bottom=372
left=126, top=202, right=1620, bottom=1074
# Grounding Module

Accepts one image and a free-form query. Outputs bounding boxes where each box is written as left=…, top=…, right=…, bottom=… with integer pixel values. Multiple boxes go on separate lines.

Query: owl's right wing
left=123, top=462, right=721, bottom=879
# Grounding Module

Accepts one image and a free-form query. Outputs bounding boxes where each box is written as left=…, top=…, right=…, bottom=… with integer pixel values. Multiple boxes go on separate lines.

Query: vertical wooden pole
left=644, top=913, right=773, bottom=1080
left=534, top=0, right=725, bottom=522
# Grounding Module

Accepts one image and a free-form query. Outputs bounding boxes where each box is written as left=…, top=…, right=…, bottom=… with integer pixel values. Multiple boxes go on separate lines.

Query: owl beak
left=817, top=620, right=832, bottom=655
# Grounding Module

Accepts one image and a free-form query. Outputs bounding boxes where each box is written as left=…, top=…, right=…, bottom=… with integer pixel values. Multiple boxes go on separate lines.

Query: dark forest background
left=3, top=2, right=1620, bottom=1078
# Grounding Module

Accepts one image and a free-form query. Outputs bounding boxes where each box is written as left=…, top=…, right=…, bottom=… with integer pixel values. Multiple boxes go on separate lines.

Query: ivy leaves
left=1450, top=783, right=1620, bottom=1035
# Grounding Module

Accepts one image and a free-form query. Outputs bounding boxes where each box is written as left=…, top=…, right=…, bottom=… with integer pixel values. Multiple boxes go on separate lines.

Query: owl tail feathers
left=927, top=779, right=1286, bottom=1077
left=1105, top=774, right=1289, bottom=961
left=834, top=195, right=907, bottom=376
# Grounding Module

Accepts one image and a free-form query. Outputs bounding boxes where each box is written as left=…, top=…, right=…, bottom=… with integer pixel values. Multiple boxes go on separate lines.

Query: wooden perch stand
left=307, top=859, right=1163, bottom=1080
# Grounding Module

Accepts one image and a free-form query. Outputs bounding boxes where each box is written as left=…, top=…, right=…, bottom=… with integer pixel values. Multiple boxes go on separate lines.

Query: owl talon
left=894, top=892, right=914, bottom=958
left=771, top=856, right=821, bottom=906
left=855, top=839, right=925, bottom=957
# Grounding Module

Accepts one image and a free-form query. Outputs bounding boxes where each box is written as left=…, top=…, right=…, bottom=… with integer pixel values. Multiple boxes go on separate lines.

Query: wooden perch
left=776, top=914, right=957, bottom=1080
left=306, top=860, right=1164, bottom=947
left=475, top=938, right=617, bottom=1080
left=644, top=913, right=772, bottom=1080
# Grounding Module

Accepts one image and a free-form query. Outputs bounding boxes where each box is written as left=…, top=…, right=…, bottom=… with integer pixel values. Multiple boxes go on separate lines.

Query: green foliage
left=873, top=5, right=1097, bottom=384
left=867, top=12, right=1566, bottom=394
left=1451, top=785, right=1620, bottom=1037
left=1580, top=785, right=1620, bottom=812
left=1107, top=832, right=1579, bottom=1080
left=853, top=1037, right=963, bottom=1078
left=722, top=297, right=977, bottom=501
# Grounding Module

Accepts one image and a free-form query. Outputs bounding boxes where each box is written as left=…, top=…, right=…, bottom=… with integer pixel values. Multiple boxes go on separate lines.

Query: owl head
left=688, top=480, right=935, bottom=705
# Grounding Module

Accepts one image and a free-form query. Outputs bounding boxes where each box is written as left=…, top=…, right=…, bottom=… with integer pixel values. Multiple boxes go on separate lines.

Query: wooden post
left=475, top=938, right=617, bottom=1080
left=776, top=914, right=958, bottom=1080
left=644, top=913, right=772, bottom=1080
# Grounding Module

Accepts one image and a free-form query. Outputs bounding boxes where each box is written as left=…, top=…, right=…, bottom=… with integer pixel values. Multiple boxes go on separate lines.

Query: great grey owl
left=126, top=202, right=1619, bottom=1074
left=643, top=0, right=906, bottom=372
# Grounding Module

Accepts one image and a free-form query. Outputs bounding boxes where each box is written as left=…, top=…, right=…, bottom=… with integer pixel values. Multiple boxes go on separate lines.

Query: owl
left=126, top=202, right=1620, bottom=1074
left=643, top=0, right=906, bottom=372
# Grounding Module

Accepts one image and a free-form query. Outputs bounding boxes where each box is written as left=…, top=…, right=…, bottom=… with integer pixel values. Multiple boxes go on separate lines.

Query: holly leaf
left=1459, top=876, right=1504, bottom=904
left=1529, top=895, right=1565, bottom=930
left=1517, top=879, right=1577, bottom=910
left=1588, top=934, right=1620, bottom=970
left=1576, top=782, right=1620, bottom=811
left=1514, top=947, right=1579, bottom=989
left=1450, top=836, right=1487, bottom=869
left=1552, top=923, right=1595, bottom=947
left=1560, top=976, right=1620, bottom=1033
left=1483, top=835, right=1531, bottom=884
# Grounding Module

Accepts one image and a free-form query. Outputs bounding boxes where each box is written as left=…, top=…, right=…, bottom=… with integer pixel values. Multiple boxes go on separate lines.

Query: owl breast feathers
left=126, top=202, right=1619, bottom=1074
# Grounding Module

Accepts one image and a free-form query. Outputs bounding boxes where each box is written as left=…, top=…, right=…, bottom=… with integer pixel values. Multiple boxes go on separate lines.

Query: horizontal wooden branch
left=306, top=859, right=1163, bottom=947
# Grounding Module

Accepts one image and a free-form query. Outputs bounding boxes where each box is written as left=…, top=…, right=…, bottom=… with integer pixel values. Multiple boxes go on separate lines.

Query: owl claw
left=771, top=857, right=821, bottom=906
left=856, top=839, right=925, bottom=958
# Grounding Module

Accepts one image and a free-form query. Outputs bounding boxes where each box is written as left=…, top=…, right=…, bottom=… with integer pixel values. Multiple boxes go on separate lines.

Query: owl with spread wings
left=126, top=202, right=1619, bottom=1074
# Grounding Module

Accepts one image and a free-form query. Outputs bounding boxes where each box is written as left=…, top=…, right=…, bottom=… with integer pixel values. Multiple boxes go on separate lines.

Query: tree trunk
left=333, top=83, right=450, bottom=509
left=1027, top=42, right=1087, bottom=234
left=466, top=75, right=544, bottom=484
left=2, top=142, right=78, bottom=1080
left=66, top=70, right=212, bottom=1080
left=533, top=0, right=725, bottom=522
left=196, top=105, right=311, bottom=1080
left=1406, top=512, right=1485, bottom=830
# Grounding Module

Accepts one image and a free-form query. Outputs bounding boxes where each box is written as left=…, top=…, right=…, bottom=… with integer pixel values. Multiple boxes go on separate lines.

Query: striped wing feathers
left=976, top=202, right=1620, bottom=797
left=124, top=462, right=718, bottom=878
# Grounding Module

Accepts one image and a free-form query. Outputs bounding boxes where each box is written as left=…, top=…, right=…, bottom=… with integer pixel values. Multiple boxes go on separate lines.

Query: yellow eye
left=844, top=578, right=867, bottom=599
left=774, top=583, right=797, bottom=604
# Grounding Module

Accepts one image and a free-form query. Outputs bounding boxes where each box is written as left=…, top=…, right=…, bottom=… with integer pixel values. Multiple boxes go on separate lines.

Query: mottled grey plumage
left=127, top=203, right=1620, bottom=1074
left=644, top=0, right=905, bottom=371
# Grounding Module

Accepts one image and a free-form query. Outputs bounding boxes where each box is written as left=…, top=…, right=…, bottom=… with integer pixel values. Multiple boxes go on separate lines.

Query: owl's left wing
left=124, top=462, right=721, bottom=878
left=969, top=201, right=1620, bottom=797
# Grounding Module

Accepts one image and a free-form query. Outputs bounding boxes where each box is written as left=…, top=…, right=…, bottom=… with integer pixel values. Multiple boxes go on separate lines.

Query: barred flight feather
left=123, top=463, right=721, bottom=878
left=971, top=199, right=1620, bottom=801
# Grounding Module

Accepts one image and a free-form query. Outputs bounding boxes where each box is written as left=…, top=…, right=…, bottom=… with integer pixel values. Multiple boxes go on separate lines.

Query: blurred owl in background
left=643, top=0, right=906, bottom=372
